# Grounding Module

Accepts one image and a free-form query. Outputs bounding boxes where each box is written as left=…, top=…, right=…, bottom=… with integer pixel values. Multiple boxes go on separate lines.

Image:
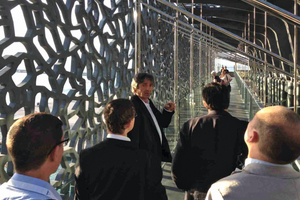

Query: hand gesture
left=164, top=101, right=175, bottom=112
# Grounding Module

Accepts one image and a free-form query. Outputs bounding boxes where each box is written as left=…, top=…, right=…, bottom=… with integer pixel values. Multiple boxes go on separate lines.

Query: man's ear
left=203, top=100, right=209, bottom=109
left=49, top=145, right=61, bottom=162
left=124, top=118, right=134, bottom=129
left=246, top=131, right=259, bottom=143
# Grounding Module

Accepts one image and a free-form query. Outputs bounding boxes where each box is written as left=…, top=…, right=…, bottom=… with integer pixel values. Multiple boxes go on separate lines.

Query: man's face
left=136, top=79, right=154, bottom=102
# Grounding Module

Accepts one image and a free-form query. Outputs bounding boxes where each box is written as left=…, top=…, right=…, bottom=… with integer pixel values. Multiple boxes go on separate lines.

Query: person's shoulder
left=211, top=171, right=245, bottom=189
left=0, top=184, right=50, bottom=200
left=80, top=140, right=109, bottom=157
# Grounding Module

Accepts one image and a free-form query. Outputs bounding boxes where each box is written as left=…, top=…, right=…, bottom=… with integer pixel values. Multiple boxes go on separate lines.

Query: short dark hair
left=104, top=99, right=135, bottom=134
left=202, top=83, right=230, bottom=110
left=257, top=110, right=300, bottom=164
left=7, top=113, right=63, bottom=173
left=131, top=73, right=154, bottom=94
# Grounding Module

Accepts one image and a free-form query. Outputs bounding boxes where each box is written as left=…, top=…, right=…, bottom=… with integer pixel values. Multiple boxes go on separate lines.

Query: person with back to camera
left=128, top=72, right=175, bottom=200
left=171, top=83, right=248, bottom=200
left=0, top=112, right=65, bottom=200
left=74, top=99, right=151, bottom=200
left=220, top=69, right=232, bottom=92
left=206, top=106, right=300, bottom=200
left=211, top=71, right=221, bottom=83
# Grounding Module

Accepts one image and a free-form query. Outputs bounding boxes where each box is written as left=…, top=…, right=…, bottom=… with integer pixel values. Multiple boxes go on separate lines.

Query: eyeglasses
left=47, top=138, right=69, bottom=156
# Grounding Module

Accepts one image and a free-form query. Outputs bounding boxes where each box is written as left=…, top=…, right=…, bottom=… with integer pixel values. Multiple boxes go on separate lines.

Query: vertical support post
left=190, top=0, right=194, bottom=97
left=253, top=7, right=256, bottom=58
left=248, top=13, right=250, bottom=53
left=294, top=0, right=298, bottom=113
left=253, top=7, right=256, bottom=94
left=134, top=0, right=139, bottom=74
left=174, top=1, right=179, bottom=139
left=244, top=23, right=247, bottom=52
left=199, top=4, right=203, bottom=85
left=264, top=11, right=267, bottom=106
left=138, top=0, right=142, bottom=72
left=205, top=26, right=208, bottom=84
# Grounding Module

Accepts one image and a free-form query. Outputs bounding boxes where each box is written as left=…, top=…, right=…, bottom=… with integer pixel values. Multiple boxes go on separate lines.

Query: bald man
left=206, top=106, right=300, bottom=200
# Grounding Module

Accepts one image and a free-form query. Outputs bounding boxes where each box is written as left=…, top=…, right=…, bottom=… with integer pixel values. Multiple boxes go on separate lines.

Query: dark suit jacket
left=128, top=95, right=173, bottom=162
left=74, top=138, right=147, bottom=200
left=171, top=110, right=248, bottom=193
left=127, top=95, right=174, bottom=200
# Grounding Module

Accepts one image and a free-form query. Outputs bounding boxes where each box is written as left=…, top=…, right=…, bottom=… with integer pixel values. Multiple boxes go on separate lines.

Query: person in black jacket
left=171, top=83, right=248, bottom=200
left=128, top=72, right=175, bottom=200
left=74, top=99, right=148, bottom=200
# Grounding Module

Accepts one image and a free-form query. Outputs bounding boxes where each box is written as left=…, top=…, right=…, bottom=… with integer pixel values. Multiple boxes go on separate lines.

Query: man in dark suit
left=74, top=99, right=146, bottom=200
left=128, top=72, right=175, bottom=200
left=171, top=83, right=248, bottom=200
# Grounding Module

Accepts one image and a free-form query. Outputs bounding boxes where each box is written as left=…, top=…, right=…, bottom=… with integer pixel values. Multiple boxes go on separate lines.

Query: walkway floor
left=162, top=78, right=249, bottom=199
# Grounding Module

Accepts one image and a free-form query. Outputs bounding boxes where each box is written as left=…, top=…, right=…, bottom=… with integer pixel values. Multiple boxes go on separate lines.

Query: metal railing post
left=264, top=10, right=268, bottom=106
left=190, top=0, right=194, bottom=97
left=174, top=1, right=179, bottom=139
left=294, top=0, right=298, bottom=113
left=138, top=0, right=142, bottom=72
left=134, top=0, right=139, bottom=74
left=199, top=4, right=203, bottom=85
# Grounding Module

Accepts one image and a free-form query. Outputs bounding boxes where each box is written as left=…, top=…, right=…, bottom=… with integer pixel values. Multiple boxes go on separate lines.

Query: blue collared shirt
left=0, top=173, right=62, bottom=200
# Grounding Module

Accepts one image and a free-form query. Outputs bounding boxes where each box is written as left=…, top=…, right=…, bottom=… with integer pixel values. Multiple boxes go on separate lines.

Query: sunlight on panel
left=0, top=25, right=4, bottom=41
left=116, top=44, right=121, bottom=53
left=70, top=29, right=82, bottom=41
left=118, top=19, right=124, bottom=38
left=103, top=0, right=112, bottom=8
left=107, top=39, right=114, bottom=45
left=2, top=42, right=27, bottom=57
left=33, top=36, right=49, bottom=61
left=62, top=77, right=72, bottom=95
left=128, top=43, right=133, bottom=57
left=43, top=11, right=50, bottom=22
left=12, top=60, right=27, bottom=86
left=128, top=59, right=133, bottom=69
left=45, top=27, right=57, bottom=52
left=14, top=107, right=25, bottom=120
left=5, top=92, right=12, bottom=107
left=77, top=49, right=82, bottom=60
left=11, top=5, right=27, bottom=37
left=93, top=36, right=101, bottom=53
left=56, top=2, right=65, bottom=24
left=103, top=24, right=113, bottom=36
left=65, top=56, right=72, bottom=72
left=36, top=72, right=52, bottom=91
left=57, top=26, right=66, bottom=43
left=71, top=1, right=80, bottom=26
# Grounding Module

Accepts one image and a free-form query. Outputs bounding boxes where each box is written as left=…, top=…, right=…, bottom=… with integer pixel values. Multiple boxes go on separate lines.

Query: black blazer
left=128, top=95, right=173, bottom=162
left=74, top=138, right=147, bottom=200
left=171, top=110, right=248, bottom=192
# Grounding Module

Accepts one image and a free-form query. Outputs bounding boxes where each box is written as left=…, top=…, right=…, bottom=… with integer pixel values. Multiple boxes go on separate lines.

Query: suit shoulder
left=80, top=140, right=109, bottom=158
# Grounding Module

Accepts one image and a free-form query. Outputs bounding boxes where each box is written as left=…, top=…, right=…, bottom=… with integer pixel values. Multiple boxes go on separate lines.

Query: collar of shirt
left=5, top=173, right=62, bottom=200
left=245, top=158, right=292, bottom=168
left=138, top=97, right=163, bottom=144
left=107, top=133, right=131, bottom=141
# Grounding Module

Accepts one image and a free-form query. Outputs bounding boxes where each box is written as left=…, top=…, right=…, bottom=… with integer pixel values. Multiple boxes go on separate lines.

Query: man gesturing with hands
left=128, top=73, right=175, bottom=200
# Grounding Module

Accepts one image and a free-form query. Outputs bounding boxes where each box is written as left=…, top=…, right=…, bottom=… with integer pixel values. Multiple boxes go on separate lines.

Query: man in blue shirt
left=0, top=113, right=65, bottom=200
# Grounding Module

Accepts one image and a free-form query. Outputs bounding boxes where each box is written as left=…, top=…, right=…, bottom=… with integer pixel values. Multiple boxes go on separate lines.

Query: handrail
left=154, top=0, right=298, bottom=69
left=241, top=0, right=300, bottom=28
left=143, top=1, right=298, bottom=78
